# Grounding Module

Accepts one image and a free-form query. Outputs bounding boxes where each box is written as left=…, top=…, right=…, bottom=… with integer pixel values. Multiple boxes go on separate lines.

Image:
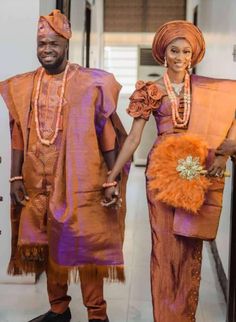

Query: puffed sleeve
left=127, top=80, right=164, bottom=121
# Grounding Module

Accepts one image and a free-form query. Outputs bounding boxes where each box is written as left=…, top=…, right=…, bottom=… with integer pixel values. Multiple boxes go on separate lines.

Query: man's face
left=37, top=34, right=68, bottom=71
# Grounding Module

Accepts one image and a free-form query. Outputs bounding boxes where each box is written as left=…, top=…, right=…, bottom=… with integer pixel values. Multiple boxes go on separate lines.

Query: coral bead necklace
left=34, top=62, right=70, bottom=146
left=163, top=71, right=191, bottom=128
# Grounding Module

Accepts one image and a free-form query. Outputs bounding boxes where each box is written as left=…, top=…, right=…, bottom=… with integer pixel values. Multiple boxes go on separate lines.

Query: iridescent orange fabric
left=38, top=9, right=72, bottom=39
left=11, top=72, right=116, bottom=152
left=46, top=267, right=107, bottom=318
left=127, top=80, right=165, bottom=120
left=12, top=122, right=24, bottom=150
left=0, top=64, right=128, bottom=282
left=152, top=20, right=205, bottom=66
left=127, top=75, right=236, bottom=321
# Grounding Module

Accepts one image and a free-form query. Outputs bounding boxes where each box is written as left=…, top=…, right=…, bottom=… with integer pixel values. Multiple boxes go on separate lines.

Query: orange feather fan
left=146, top=134, right=211, bottom=213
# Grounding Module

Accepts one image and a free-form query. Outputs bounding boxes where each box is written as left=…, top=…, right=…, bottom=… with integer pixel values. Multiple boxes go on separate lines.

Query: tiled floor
left=0, top=165, right=226, bottom=322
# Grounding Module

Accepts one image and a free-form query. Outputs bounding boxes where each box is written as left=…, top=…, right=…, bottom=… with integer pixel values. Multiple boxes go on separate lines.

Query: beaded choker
left=163, top=71, right=191, bottom=128
left=34, top=62, right=70, bottom=146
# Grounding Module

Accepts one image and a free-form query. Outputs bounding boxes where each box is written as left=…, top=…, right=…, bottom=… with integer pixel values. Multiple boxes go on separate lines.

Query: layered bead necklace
left=34, top=62, right=70, bottom=146
left=163, top=71, right=191, bottom=128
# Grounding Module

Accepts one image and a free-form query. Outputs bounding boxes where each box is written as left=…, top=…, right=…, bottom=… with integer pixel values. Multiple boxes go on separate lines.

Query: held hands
left=207, top=155, right=228, bottom=177
left=101, top=183, right=122, bottom=208
left=10, top=180, right=29, bottom=206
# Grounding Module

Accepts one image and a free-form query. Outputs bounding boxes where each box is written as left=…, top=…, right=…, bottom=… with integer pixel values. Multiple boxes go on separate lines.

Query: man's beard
left=38, top=53, right=66, bottom=71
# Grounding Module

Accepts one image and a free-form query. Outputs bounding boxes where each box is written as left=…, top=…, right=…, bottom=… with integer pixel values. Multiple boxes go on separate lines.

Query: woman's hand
left=207, top=155, right=228, bottom=177
left=10, top=180, right=29, bottom=206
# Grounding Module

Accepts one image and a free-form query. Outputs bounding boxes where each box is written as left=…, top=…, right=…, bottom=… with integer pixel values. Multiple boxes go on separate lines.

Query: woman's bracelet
left=9, top=176, right=23, bottom=183
left=102, top=181, right=117, bottom=188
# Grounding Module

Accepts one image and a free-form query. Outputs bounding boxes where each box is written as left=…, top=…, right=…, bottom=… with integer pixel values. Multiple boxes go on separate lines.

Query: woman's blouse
left=127, top=80, right=188, bottom=135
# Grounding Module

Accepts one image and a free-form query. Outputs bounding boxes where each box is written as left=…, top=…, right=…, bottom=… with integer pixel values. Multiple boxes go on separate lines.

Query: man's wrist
left=9, top=176, right=23, bottom=183
left=107, top=170, right=121, bottom=183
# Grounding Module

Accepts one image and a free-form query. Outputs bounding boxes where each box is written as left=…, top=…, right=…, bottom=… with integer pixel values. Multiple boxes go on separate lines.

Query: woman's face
left=165, top=38, right=192, bottom=74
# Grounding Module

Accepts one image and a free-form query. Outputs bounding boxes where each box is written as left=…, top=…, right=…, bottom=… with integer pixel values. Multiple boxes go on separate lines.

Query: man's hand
left=10, top=180, right=29, bottom=206
left=208, top=155, right=228, bottom=177
left=101, top=184, right=120, bottom=207
left=215, top=139, right=236, bottom=156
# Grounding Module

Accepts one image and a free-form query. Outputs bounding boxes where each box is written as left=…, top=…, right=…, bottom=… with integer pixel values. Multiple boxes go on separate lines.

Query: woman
left=102, top=21, right=236, bottom=322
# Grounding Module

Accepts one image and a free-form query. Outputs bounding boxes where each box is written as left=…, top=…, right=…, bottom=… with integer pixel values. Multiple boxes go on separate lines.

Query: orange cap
left=38, top=9, right=72, bottom=39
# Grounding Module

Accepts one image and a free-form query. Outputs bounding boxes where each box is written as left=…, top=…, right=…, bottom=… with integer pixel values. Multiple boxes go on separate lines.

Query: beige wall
left=40, top=0, right=56, bottom=15
left=69, top=0, right=104, bottom=68
left=197, top=0, right=236, bottom=79
left=89, top=0, right=104, bottom=68
left=69, top=0, right=85, bottom=65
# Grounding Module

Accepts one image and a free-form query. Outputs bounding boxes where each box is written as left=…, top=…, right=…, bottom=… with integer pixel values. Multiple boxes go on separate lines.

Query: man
left=0, top=9, right=128, bottom=322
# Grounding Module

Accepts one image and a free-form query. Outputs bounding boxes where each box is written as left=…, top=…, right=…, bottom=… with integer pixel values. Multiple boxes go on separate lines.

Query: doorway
left=84, top=1, right=91, bottom=67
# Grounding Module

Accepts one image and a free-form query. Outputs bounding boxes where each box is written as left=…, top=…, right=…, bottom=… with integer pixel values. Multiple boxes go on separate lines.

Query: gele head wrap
left=152, top=20, right=205, bottom=66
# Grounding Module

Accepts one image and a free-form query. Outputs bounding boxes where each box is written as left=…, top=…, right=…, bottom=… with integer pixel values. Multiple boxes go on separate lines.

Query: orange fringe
left=7, top=244, right=125, bottom=284
left=7, top=244, right=48, bottom=276
left=48, top=257, right=125, bottom=284
left=147, top=134, right=211, bottom=213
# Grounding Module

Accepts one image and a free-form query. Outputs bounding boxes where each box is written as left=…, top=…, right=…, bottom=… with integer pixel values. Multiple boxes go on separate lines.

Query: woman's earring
left=188, top=60, right=192, bottom=70
left=164, top=57, right=168, bottom=68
